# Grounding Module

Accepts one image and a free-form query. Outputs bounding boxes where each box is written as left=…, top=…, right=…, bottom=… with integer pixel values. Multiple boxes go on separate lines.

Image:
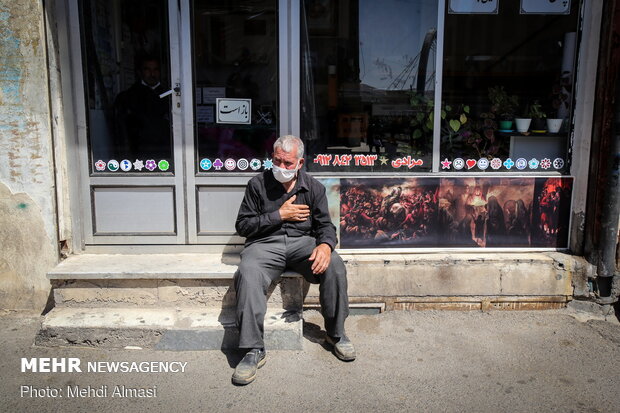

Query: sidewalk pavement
left=1, top=307, right=619, bottom=413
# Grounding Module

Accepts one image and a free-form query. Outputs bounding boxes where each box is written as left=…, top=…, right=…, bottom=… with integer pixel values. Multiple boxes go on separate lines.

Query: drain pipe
left=595, top=101, right=620, bottom=303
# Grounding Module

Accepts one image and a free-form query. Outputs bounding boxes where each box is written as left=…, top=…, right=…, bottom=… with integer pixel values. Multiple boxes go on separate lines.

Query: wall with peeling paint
left=0, top=2, right=59, bottom=309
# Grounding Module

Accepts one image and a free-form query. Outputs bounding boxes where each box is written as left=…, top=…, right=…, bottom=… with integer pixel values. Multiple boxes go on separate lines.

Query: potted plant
left=546, top=117, right=563, bottom=134
left=514, top=106, right=532, bottom=134
left=528, top=100, right=547, bottom=133
left=488, top=86, right=518, bottom=132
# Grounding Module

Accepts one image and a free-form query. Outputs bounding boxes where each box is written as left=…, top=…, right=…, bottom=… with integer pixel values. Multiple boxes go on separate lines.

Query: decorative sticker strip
left=158, top=160, right=170, bottom=171
left=200, top=158, right=212, bottom=171
left=145, top=160, right=157, bottom=171
left=237, top=158, right=249, bottom=170
left=250, top=159, right=262, bottom=170
left=224, top=158, right=236, bottom=171
left=490, top=158, right=502, bottom=170
left=120, top=159, right=132, bottom=172
left=107, top=160, right=119, bottom=172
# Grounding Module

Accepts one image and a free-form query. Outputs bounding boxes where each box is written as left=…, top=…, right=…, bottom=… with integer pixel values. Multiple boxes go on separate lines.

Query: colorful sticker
left=453, top=158, right=465, bottom=170
left=466, top=159, right=477, bottom=170
left=145, top=159, right=157, bottom=171
left=95, top=160, right=106, bottom=171
left=237, top=158, right=249, bottom=170
left=263, top=158, right=273, bottom=170
left=107, top=160, right=119, bottom=172
left=213, top=159, right=224, bottom=170
left=516, top=158, right=528, bottom=170
left=553, top=158, right=565, bottom=169
left=133, top=159, right=144, bottom=171
left=120, top=159, right=132, bottom=172
left=529, top=158, right=540, bottom=169
left=391, top=156, right=423, bottom=169
left=503, top=158, right=515, bottom=170
left=540, top=158, right=552, bottom=169
left=441, top=158, right=452, bottom=169
left=200, top=158, right=212, bottom=171
left=477, top=158, right=489, bottom=170
left=224, top=158, right=236, bottom=171
left=158, top=160, right=170, bottom=171
left=490, top=158, right=502, bottom=170
left=250, top=158, right=262, bottom=170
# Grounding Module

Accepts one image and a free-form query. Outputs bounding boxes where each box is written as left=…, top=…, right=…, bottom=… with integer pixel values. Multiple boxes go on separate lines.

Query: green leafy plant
left=409, top=92, right=470, bottom=144
left=488, top=86, right=519, bottom=120
left=528, top=100, right=546, bottom=119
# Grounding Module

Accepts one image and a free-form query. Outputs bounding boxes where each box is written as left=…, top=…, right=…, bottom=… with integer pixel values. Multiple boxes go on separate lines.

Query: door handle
left=159, top=84, right=181, bottom=99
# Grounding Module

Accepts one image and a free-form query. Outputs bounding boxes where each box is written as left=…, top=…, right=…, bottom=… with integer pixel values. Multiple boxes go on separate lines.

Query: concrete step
left=36, top=307, right=303, bottom=350
left=47, top=253, right=302, bottom=309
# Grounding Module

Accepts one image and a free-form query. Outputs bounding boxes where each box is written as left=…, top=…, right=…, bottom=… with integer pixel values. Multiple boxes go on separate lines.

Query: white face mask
left=272, top=160, right=300, bottom=183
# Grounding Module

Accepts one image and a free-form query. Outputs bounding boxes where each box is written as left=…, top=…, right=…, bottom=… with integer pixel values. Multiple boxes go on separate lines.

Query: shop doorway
left=75, top=0, right=279, bottom=246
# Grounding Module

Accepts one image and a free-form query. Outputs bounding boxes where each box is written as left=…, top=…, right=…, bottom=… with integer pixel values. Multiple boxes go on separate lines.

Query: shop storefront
left=64, top=0, right=589, bottom=253
left=2, top=0, right=615, bottom=344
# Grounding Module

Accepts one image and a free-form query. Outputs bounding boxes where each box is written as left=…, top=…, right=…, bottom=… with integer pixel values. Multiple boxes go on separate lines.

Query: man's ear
left=298, top=157, right=305, bottom=169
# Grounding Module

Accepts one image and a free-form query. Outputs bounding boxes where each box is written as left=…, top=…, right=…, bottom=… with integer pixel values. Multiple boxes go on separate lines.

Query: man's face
left=140, top=60, right=161, bottom=87
left=273, top=146, right=304, bottom=170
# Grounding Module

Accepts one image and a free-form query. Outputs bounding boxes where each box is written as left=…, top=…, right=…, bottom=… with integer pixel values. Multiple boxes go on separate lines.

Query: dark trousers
left=234, top=235, right=349, bottom=349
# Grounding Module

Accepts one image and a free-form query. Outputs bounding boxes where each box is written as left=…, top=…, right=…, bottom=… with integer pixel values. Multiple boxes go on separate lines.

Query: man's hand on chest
left=278, top=195, right=311, bottom=222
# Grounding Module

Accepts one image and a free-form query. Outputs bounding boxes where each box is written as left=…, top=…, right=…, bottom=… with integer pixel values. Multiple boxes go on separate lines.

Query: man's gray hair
left=273, top=135, right=304, bottom=159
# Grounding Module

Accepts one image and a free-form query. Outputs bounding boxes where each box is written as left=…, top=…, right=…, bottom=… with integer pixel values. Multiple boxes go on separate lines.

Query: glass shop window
left=440, top=0, right=580, bottom=173
left=192, top=0, right=278, bottom=173
left=80, top=0, right=174, bottom=174
left=302, top=0, right=438, bottom=173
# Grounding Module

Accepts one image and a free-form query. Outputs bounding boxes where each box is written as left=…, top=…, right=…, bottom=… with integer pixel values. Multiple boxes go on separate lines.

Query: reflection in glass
left=192, top=0, right=278, bottom=172
left=80, top=0, right=173, bottom=173
left=302, top=0, right=437, bottom=172
left=440, top=1, right=580, bottom=172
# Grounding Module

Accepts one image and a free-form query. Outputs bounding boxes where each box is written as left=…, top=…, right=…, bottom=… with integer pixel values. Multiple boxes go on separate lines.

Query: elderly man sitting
left=232, top=135, right=355, bottom=385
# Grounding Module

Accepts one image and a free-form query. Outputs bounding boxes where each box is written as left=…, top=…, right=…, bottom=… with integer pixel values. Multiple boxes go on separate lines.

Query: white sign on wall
left=202, top=87, right=226, bottom=104
left=521, top=0, right=571, bottom=15
left=448, top=0, right=499, bottom=14
left=216, top=98, right=251, bottom=124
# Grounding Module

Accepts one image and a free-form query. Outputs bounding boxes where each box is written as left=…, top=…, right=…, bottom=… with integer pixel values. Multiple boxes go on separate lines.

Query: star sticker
left=441, top=158, right=452, bottom=169
left=133, top=159, right=144, bottom=171
left=379, top=156, right=389, bottom=165
left=263, top=158, right=273, bottom=169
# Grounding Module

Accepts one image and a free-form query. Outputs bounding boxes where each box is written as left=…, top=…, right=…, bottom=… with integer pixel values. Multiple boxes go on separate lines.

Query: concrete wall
left=0, top=2, right=59, bottom=309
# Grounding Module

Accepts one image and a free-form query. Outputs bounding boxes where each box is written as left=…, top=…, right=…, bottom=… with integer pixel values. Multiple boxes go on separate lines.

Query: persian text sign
left=216, top=98, right=251, bottom=124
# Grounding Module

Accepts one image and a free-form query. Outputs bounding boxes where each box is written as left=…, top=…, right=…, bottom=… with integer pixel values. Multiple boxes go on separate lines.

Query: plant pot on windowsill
left=546, top=118, right=563, bottom=134
left=530, top=118, right=547, bottom=134
left=498, top=119, right=514, bottom=132
left=514, top=118, right=531, bottom=133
